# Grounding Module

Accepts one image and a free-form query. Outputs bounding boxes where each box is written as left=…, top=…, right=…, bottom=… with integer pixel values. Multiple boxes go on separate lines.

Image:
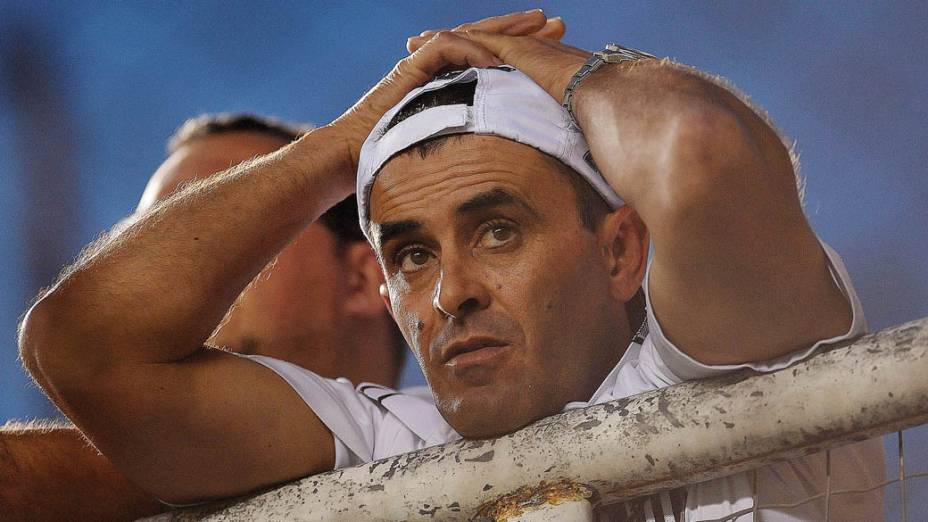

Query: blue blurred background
left=0, top=0, right=925, bottom=517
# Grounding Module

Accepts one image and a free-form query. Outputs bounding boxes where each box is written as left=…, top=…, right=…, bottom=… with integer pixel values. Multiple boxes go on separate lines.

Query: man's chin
left=435, top=386, right=540, bottom=439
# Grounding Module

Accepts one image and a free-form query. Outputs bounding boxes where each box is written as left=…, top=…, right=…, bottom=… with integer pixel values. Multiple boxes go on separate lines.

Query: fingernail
left=524, top=8, right=543, bottom=13
left=551, top=16, right=563, bottom=21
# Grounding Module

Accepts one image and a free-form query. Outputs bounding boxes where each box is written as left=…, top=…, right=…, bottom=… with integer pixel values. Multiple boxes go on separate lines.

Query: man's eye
left=478, top=224, right=516, bottom=249
left=397, top=248, right=434, bottom=273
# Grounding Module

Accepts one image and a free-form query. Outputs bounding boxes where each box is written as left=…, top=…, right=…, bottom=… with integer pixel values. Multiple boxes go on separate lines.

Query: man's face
left=370, top=135, right=625, bottom=438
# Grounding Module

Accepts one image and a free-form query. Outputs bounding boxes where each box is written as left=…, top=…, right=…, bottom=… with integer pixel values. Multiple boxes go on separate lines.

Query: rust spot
left=476, top=479, right=595, bottom=521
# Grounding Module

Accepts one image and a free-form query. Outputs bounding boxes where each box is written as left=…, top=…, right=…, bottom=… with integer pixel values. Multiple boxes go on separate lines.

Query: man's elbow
left=18, top=293, right=98, bottom=399
left=19, top=296, right=58, bottom=386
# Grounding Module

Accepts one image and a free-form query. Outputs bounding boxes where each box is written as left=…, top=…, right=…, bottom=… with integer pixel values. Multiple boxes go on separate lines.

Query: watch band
left=562, top=43, right=657, bottom=128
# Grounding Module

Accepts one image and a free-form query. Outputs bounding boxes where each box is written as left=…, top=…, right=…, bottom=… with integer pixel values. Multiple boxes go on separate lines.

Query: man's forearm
left=0, top=421, right=164, bottom=521
left=22, top=125, right=353, bottom=379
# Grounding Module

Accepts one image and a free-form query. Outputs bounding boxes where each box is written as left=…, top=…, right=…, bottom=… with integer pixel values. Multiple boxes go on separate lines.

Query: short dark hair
left=382, top=80, right=647, bottom=333
left=168, top=113, right=403, bottom=366
left=167, top=112, right=308, bottom=154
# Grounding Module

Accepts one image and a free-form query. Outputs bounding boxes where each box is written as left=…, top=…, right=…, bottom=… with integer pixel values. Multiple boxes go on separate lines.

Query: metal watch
left=562, top=43, right=657, bottom=128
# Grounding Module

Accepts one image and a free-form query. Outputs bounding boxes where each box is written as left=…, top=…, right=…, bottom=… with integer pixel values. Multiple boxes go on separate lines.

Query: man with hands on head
left=19, top=10, right=882, bottom=520
left=3, top=114, right=405, bottom=521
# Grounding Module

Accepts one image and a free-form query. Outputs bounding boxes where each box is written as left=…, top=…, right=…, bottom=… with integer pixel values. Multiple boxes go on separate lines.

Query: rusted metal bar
left=148, top=317, right=928, bottom=521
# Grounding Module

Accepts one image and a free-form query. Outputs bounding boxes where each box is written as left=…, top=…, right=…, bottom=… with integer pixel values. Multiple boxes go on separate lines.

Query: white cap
left=356, top=66, right=623, bottom=242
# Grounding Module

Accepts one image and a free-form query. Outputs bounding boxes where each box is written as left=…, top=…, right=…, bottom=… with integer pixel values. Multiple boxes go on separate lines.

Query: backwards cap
left=356, top=66, right=623, bottom=242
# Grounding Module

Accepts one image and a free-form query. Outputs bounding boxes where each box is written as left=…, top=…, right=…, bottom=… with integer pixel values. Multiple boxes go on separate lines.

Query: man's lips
left=441, top=337, right=509, bottom=368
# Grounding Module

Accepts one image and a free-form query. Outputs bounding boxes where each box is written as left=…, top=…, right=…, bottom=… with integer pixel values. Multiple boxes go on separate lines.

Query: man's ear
left=343, top=242, right=391, bottom=318
left=379, top=283, right=395, bottom=320
left=598, top=206, right=650, bottom=303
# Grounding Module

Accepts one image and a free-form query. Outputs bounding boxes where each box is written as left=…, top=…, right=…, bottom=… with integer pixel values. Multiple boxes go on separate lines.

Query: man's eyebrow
left=456, top=188, right=539, bottom=218
left=375, top=220, right=422, bottom=247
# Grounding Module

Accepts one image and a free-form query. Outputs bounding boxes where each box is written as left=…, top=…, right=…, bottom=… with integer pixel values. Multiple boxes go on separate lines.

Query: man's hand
left=331, top=10, right=569, bottom=173
left=405, top=10, right=566, bottom=51
left=405, top=12, right=591, bottom=109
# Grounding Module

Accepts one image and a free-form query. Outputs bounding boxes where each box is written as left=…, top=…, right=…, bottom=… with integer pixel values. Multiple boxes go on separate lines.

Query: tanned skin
left=4, top=131, right=398, bottom=520
left=1, top=420, right=161, bottom=521
left=18, top=10, right=850, bottom=506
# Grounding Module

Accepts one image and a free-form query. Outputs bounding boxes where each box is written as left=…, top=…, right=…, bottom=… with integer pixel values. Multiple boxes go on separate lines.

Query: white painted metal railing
left=148, top=318, right=928, bottom=521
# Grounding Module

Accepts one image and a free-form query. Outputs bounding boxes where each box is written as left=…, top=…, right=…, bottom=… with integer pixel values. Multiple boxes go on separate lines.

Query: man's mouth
left=442, top=337, right=510, bottom=368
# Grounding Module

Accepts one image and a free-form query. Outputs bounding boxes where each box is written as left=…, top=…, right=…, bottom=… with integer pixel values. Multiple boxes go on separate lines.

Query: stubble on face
left=370, top=135, right=624, bottom=438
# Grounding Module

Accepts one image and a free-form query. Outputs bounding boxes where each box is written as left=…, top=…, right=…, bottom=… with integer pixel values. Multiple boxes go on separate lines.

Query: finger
left=407, top=10, right=549, bottom=53
left=408, top=31, right=503, bottom=78
left=337, top=30, right=503, bottom=155
left=453, top=30, right=590, bottom=100
left=407, top=18, right=563, bottom=54
left=452, top=9, right=547, bottom=35
left=407, top=35, right=426, bottom=53
left=534, top=17, right=566, bottom=41
left=461, top=29, right=588, bottom=60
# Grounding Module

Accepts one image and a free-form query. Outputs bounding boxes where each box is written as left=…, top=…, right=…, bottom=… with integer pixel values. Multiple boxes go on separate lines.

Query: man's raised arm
left=571, top=58, right=852, bottom=364
left=17, top=126, right=348, bottom=503
left=420, top=30, right=853, bottom=365
left=17, top=11, right=531, bottom=505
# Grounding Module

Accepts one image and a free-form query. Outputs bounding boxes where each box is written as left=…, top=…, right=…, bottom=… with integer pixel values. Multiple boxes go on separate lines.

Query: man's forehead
left=371, top=136, right=554, bottom=217
left=369, top=136, right=578, bottom=250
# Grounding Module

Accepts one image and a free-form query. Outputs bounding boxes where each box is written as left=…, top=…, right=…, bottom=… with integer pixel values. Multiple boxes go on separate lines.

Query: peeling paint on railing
left=145, top=318, right=928, bottom=521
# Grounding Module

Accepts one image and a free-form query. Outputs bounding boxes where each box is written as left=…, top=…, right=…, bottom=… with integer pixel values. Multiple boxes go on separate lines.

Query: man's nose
left=432, top=258, right=490, bottom=320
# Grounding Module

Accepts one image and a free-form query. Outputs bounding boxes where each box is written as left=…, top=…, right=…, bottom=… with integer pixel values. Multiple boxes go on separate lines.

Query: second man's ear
left=343, top=242, right=390, bottom=317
